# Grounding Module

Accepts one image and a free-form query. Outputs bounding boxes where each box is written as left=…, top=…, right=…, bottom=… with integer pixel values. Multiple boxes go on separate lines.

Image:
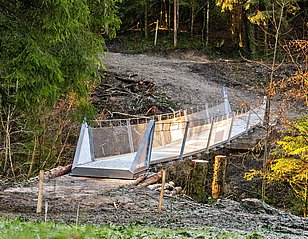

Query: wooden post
left=185, top=160, right=209, bottom=203
left=37, top=170, right=44, bottom=213
left=212, top=155, right=227, bottom=199
left=44, top=201, right=48, bottom=222
left=154, top=19, right=159, bottom=46
left=158, top=170, right=166, bottom=213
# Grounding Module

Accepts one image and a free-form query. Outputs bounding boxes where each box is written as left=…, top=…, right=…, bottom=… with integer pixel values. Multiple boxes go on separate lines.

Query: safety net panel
left=150, top=118, right=188, bottom=164
left=91, top=122, right=148, bottom=159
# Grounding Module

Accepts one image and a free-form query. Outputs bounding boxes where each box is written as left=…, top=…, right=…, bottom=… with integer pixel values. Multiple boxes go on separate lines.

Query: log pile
left=133, top=171, right=182, bottom=197
left=91, top=72, right=177, bottom=121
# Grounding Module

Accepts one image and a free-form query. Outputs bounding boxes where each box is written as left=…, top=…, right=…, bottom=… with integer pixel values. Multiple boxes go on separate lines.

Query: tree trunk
left=174, top=0, right=178, bottom=47
left=237, top=5, right=243, bottom=48
left=144, top=0, right=148, bottom=39
left=190, top=0, right=195, bottom=37
left=206, top=0, right=210, bottom=48
left=164, top=0, right=168, bottom=28
left=160, top=0, right=163, bottom=27
left=168, top=0, right=171, bottom=34
left=231, top=12, right=236, bottom=47
left=28, top=135, right=38, bottom=177
left=185, top=160, right=209, bottom=203
left=212, top=155, right=228, bottom=199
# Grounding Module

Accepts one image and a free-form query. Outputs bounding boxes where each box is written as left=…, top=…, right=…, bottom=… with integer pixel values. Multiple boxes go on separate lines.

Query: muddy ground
left=0, top=171, right=307, bottom=238
left=100, top=51, right=268, bottom=110
left=1, top=51, right=307, bottom=238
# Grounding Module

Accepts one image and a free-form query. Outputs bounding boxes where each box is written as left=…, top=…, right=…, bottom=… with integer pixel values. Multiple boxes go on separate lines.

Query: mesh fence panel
left=92, top=123, right=148, bottom=159
left=90, top=100, right=236, bottom=160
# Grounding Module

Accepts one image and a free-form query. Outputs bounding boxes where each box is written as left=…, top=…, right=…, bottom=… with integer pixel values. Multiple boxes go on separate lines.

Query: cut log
left=130, top=174, right=147, bottom=186
left=139, top=171, right=162, bottom=187
left=184, top=160, right=209, bottom=203
left=44, top=164, right=72, bottom=179
left=211, top=155, right=228, bottom=199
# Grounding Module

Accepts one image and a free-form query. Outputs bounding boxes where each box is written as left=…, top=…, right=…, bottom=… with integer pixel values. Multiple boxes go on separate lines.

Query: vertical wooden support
left=212, top=155, right=227, bottom=199
left=154, top=19, right=159, bottom=46
left=185, top=160, right=209, bottom=203
left=44, top=201, right=48, bottom=222
left=158, top=170, right=166, bottom=213
left=37, top=170, right=44, bottom=213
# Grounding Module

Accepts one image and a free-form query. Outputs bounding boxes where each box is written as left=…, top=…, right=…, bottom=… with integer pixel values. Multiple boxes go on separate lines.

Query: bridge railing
left=89, top=99, right=230, bottom=161
left=130, top=99, right=266, bottom=174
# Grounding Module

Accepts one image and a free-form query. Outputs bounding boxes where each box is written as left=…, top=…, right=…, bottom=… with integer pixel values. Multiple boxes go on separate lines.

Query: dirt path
left=101, top=52, right=268, bottom=109
left=0, top=175, right=307, bottom=238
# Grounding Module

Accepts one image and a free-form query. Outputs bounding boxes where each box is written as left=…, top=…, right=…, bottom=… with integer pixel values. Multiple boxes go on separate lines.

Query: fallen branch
left=130, top=174, right=147, bottom=186
left=139, top=171, right=162, bottom=187
left=44, top=164, right=72, bottom=179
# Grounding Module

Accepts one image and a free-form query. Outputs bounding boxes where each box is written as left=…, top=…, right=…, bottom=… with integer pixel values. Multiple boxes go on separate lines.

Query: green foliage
left=0, top=0, right=120, bottom=178
left=245, top=116, right=308, bottom=215
left=0, top=218, right=265, bottom=239
left=118, top=33, right=209, bottom=53
left=268, top=116, right=308, bottom=202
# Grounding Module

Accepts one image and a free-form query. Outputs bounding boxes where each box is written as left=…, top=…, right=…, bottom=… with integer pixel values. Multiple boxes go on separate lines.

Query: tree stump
left=211, top=155, right=227, bottom=199
left=185, top=159, right=209, bottom=203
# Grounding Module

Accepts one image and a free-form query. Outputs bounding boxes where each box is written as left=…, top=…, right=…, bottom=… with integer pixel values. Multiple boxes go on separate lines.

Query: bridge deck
left=71, top=106, right=264, bottom=179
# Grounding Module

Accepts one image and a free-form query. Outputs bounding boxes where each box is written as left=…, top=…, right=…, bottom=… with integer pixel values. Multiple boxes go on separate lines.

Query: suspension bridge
left=71, top=88, right=266, bottom=179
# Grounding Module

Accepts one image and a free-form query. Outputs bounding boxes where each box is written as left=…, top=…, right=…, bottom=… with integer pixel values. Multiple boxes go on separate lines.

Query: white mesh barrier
left=71, top=93, right=266, bottom=179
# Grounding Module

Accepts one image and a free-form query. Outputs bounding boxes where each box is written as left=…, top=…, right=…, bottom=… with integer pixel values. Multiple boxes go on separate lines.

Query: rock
left=164, top=183, right=175, bottom=191
left=241, top=198, right=264, bottom=210
left=147, top=185, right=156, bottom=190
left=147, top=183, right=161, bottom=190
left=170, top=186, right=182, bottom=196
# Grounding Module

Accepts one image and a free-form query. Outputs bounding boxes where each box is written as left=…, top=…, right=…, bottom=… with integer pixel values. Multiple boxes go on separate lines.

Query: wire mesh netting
left=91, top=101, right=229, bottom=160
left=72, top=96, right=266, bottom=178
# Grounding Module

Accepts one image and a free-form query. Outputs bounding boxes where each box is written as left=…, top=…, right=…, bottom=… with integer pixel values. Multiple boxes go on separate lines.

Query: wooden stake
left=211, top=155, right=227, bottom=199
left=37, top=169, right=44, bottom=213
left=158, top=170, right=166, bottom=213
left=154, top=19, right=159, bottom=46
left=44, top=201, right=48, bottom=222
